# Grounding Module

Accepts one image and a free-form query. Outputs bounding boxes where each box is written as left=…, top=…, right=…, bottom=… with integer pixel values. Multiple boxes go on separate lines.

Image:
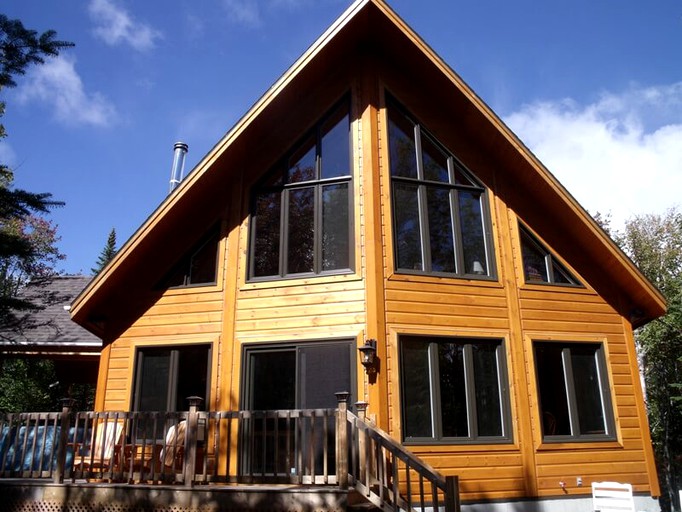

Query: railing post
left=355, top=401, right=368, bottom=483
left=335, top=391, right=350, bottom=488
left=184, top=396, right=203, bottom=488
left=54, top=398, right=75, bottom=484
left=445, top=475, right=461, bottom=512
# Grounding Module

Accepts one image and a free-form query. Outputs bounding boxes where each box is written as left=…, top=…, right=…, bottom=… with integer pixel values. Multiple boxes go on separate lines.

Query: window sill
left=404, top=441, right=519, bottom=453
left=536, top=439, right=622, bottom=451
left=242, top=269, right=360, bottom=291
left=388, top=271, right=502, bottom=288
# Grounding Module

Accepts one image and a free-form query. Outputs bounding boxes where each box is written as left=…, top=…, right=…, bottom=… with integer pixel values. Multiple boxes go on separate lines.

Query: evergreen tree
left=91, top=228, right=117, bottom=274
left=0, top=15, right=72, bottom=326
left=615, top=208, right=682, bottom=512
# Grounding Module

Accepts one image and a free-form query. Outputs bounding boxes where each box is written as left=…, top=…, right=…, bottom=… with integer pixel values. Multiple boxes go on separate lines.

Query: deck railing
left=0, top=395, right=459, bottom=512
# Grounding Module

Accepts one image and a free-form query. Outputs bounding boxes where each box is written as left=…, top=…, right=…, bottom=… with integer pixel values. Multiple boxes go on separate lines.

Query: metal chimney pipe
left=169, top=141, right=189, bottom=192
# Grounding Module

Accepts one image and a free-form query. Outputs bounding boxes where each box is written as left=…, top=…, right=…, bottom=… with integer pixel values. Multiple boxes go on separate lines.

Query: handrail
left=0, top=397, right=460, bottom=512
left=346, top=408, right=460, bottom=512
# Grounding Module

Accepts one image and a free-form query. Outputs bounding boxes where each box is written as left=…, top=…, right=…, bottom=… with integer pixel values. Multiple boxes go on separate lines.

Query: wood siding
left=93, top=60, right=659, bottom=505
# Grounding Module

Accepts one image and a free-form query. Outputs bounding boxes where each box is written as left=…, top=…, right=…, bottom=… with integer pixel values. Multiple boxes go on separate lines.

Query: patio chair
left=592, top=481, right=635, bottom=512
left=161, top=420, right=186, bottom=471
left=74, top=420, right=123, bottom=472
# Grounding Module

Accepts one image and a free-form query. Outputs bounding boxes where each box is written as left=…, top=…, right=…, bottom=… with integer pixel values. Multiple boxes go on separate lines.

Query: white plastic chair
left=592, top=481, right=635, bottom=512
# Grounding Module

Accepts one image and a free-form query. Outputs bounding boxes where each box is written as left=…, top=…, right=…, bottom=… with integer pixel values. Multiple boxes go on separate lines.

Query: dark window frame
left=519, top=224, right=581, bottom=287
left=163, top=227, right=221, bottom=289
left=534, top=341, right=616, bottom=443
left=247, top=97, right=354, bottom=282
left=399, top=335, right=512, bottom=445
left=386, top=95, right=496, bottom=280
left=132, top=344, right=212, bottom=413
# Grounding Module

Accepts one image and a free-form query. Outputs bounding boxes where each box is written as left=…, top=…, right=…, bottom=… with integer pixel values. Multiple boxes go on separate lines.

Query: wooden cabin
left=70, top=0, right=665, bottom=510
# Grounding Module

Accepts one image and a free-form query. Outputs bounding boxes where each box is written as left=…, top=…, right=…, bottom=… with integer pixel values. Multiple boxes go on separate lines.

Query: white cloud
left=504, top=83, right=682, bottom=231
left=222, top=0, right=262, bottom=27
left=88, top=0, right=162, bottom=52
left=221, top=0, right=318, bottom=28
left=16, top=55, right=117, bottom=127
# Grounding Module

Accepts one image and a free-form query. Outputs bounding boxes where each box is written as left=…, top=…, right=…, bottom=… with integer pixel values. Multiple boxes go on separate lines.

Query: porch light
left=359, top=339, right=378, bottom=374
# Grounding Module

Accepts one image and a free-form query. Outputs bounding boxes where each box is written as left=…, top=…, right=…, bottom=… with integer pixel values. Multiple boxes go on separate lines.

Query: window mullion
left=561, top=347, right=580, bottom=436
left=450, top=188, right=464, bottom=274
left=463, top=344, right=477, bottom=439
left=281, top=188, right=290, bottom=276
left=429, top=343, right=441, bottom=440
left=168, top=350, right=179, bottom=412
left=314, top=184, right=322, bottom=274
left=545, top=254, right=555, bottom=283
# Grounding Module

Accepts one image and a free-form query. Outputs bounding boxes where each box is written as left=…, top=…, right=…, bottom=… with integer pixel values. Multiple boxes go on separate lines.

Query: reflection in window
left=133, top=344, right=211, bottom=438
left=250, top=99, right=352, bottom=279
left=534, top=342, right=614, bottom=441
left=387, top=96, right=493, bottom=278
left=400, top=335, right=511, bottom=444
left=165, top=228, right=219, bottom=287
left=520, top=224, right=580, bottom=285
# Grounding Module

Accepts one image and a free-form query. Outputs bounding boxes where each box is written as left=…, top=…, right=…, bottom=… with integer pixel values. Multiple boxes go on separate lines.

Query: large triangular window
left=519, top=224, right=580, bottom=286
left=248, top=98, right=353, bottom=280
left=386, top=95, right=495, bottom=278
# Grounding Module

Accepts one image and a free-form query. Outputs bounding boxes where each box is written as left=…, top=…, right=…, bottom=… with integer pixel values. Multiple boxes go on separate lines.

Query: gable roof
left=71, top=0, right=665, bottom=334
left=1, top=275, right=101, bottom=357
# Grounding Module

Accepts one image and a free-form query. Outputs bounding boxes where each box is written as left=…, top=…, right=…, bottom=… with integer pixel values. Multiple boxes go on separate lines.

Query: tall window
left=399, top=335, right=511, bottom=444
left=534, top=342, right=615, bottom=441
left=519, top=224, right=580, bottom=286
left=133, top=344, right=211, bottom=413
left=387, top=97, right=494, bottom=278
left=249, top=99, right=353, bottom=280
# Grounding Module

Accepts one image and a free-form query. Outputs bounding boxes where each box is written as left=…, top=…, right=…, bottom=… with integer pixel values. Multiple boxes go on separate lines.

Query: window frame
left=247, top=97, right=354, bottom=282
left=132, top=344, right=212, bottom=413
left=398, top=335, right=512, bottom=445
left=162, top=226, right=221, bottom=289
left=533, top=341, right=616, bottom=443
left=386, top=95, right=497, bottom=280
left=519, top=223, right=581, bottom=287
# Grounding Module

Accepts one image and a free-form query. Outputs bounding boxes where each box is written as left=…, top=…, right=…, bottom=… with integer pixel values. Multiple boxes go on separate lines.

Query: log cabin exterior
left=68, top=0, right=666, bottom=510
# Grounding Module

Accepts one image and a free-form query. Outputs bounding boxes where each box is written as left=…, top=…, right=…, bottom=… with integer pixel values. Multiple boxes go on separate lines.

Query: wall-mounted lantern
left=359, top=338, right=378, bottom=374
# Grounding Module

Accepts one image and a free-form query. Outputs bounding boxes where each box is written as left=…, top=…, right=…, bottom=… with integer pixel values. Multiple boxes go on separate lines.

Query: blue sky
left=2, top=0, right=681, bottom=274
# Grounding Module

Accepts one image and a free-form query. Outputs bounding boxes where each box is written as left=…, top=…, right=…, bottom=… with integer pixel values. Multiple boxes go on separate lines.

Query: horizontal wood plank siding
left=101, top=287, right=224, bottom=411
left=234, top=279, right=366, bottom=341
left=518, top=285, right=652, bottom=495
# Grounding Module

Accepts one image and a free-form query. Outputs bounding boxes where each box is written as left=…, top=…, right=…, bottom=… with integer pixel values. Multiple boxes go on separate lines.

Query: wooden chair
left=74, top=421, right=123, bottom=473
left=161, top=420, right=186, bottom=471
left=592, top=481, right=636, bottom=512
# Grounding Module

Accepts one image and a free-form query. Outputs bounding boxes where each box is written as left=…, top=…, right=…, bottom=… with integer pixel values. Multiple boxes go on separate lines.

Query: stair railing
left=344, top=402, right=460, bottom=512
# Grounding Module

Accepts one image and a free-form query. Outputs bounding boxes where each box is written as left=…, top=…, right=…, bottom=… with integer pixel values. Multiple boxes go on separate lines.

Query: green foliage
left=0, top=15, right=70, bottom=327
left=0, top=358, right=95, bottom=413
left=614, top=208, right=682, bottom=512
left=91, top=228, right=117, bottom=275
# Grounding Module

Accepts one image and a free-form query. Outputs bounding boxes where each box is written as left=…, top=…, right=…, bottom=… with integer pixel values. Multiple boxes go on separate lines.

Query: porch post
left=445, top=475, right=461, bottom=512
left=184, top=396, right=203, bottom=488
left=54, top=398, right=75, bottom=484
left=335, top=391, right=350, bottom=488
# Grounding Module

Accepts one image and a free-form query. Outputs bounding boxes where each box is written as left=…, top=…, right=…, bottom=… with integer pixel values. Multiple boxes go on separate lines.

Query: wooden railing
left=346, top=400, right=460, bottom=512
left=0, top=395, right=459, bottom=512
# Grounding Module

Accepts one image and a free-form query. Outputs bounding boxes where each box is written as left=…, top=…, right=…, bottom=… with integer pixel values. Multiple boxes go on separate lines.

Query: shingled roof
left=0, top=275, right=101, bottom=357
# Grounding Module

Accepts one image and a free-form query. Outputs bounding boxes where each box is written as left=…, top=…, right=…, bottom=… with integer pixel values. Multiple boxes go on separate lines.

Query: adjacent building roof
left=0, top=275, right=101, bottom=358
left=71, top=0, right=666, bottom=333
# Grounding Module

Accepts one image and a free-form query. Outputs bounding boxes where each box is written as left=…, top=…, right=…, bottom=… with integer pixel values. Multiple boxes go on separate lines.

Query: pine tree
left=0, top=15, right=72, bottom=326
left=91, top=228, right=117, bottom=275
